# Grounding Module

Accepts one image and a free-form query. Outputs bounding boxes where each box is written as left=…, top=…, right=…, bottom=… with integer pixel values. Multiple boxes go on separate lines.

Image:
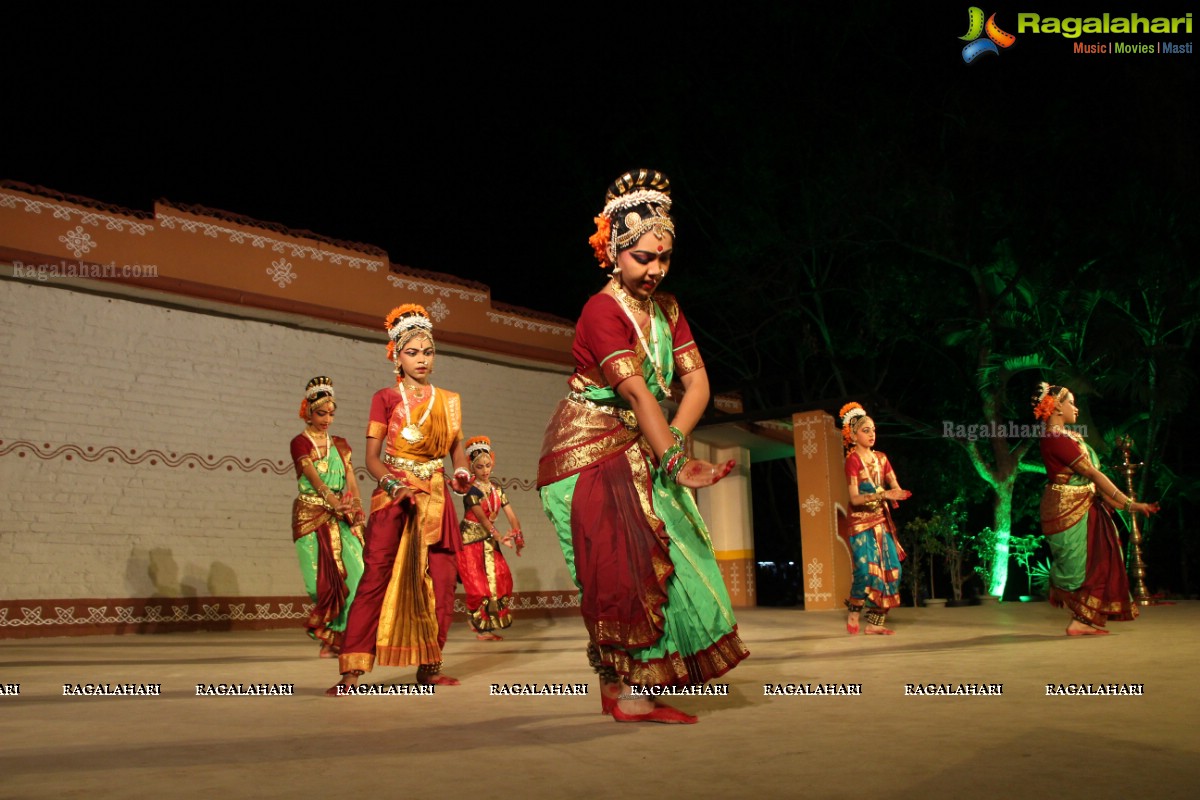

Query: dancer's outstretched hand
left=677, top=459, right=735, bottom=489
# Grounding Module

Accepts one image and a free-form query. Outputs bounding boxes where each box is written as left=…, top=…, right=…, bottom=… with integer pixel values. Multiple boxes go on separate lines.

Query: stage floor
left=1, top=601, right=1195, bottom=799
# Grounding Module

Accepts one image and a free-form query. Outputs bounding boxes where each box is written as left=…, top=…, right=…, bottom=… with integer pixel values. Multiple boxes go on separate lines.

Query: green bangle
left=668, top=426, right=685, bottom=445
left=660, top=441, right=683, bottom=467
left=667, top=453, right=690, bottom=483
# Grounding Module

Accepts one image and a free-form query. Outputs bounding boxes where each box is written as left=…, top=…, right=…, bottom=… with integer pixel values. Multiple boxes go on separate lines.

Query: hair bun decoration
left=589, top=168, right=675, bottom=268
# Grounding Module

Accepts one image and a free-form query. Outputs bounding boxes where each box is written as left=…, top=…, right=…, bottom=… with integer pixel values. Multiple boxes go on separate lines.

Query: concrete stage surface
left=1, top=602, right=1195, bottom=799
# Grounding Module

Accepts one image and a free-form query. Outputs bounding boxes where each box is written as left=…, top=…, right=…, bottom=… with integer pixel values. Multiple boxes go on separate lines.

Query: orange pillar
left=792, top=411, right=851, bottom=610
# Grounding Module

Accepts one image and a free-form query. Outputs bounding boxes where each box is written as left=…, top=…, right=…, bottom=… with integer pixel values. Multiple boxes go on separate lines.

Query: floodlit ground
left=2, top=602, right=1194, bottom=800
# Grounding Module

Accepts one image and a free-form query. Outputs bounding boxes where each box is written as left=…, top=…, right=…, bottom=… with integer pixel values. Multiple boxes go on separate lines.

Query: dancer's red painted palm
left=678, top=459, right=735, bottom=489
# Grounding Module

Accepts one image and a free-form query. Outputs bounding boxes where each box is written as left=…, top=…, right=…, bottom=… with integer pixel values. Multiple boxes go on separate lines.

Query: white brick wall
left=0, top=280, right=574, bottom=601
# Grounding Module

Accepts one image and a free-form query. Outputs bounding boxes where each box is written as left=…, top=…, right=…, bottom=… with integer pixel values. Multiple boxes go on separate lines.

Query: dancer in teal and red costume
left=537, top=169, right=749, bottom=725
left=1032, top=383, right=1158, bottom=636
left=839, top=402, right=911, bottom=636
left=457, top=435, right=524, bottom=640
left=290, top=376, right=367, bottom=656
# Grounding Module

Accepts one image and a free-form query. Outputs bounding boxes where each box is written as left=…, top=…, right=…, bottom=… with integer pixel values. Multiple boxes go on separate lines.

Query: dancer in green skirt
left=289, top=376, right=366, bottom=656
left=538, top=169, right=749, bottom=724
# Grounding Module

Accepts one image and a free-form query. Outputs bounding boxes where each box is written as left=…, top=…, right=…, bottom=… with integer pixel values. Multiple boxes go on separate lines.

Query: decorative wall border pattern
left=485, top=311, right=575, bottom=337
left=452, top=591, right=580, bottom=615
left=495, top=476, right=537, bottom=493
left=1, top=440, right=541, bottom=487
left=0, top=440, right=290, bottom=475
left=712, top=394, right=745, bottom=414
left=386, top=273, right=488, bottom=302
left=157, top=213, right=385, bottom=272
left=0, top=191, right=155, bottom=236
left=0, top=592, right=581, bottom=638
left=0, top=596, right=310, bottom=638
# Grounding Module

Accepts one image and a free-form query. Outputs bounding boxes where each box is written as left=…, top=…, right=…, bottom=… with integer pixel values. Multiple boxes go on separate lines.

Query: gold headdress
left=465, top=435, right=493, bottom=465
left=385, top=304, right=435, bottom=362
left=588, top=169, right=674, bottom=269
left=298, top=375, right=336, bottom=420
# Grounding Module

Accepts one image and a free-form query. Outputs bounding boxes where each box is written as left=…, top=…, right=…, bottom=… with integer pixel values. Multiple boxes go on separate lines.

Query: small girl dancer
left=840, top=402, right=911, bottom=635
left=457, top=436, right=524, bottom=640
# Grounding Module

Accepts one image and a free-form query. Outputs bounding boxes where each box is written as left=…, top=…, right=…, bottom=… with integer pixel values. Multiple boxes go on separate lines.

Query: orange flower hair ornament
left=465, top=435, right=494, bottom=465
left=385, top=303, right=434, bottom=361
left=839, top=402, right=868, bottom=449
left=1032, top=382, right=1068, bottom=421
left=589, top=216, right=613, bottom=269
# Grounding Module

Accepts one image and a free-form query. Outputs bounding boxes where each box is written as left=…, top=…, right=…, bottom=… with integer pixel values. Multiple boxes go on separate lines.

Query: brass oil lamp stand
left=1115, top=435, right=1152, bottom=606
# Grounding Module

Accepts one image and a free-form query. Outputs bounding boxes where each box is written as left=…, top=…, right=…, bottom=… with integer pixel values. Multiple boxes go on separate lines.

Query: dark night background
left=5, top=3, right=1197, bottom=601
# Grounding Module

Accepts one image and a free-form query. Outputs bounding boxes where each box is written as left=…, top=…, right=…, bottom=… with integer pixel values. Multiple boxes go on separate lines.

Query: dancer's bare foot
left=417, top=669, right=461, bottom=686
left=846, top=610, right=860, bottom=635
left=612, top=695, right=698, bottom=724
left=600, top=681, right=622, bottom=715
left=476, top=632, right=503, bottom=641
left=318, top=643, right=337, bottom=658
left=1066, top=620, right=1109, bottom=636
left=865, top=623, right=895, bottom=636
left=325, top=673, right=359, bottom=697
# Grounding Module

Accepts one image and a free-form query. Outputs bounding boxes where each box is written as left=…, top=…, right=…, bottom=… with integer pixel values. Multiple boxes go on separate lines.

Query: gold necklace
left=608, top=283, right=671, bottom=398
left=856, top=448, right=880, bottom=480
left=610, top=277, right=653, bottom=316
left=304, top=431, right=331, bottom=473
left=397, top=381, right=436, bottom=443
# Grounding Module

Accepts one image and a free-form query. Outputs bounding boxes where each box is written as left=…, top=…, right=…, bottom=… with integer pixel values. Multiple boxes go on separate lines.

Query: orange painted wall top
left=0, top=182, right=574, bottom=365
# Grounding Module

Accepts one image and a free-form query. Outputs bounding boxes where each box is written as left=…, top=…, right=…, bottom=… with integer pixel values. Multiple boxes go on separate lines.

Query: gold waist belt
left=460, top=519, right=492, bottom=545
left=298, top=492, right=336, bottom=511
left=1048, top=482, right=1095, bottom=495
left=382, top=453, right=444, bottom=481
left=566, top=391, right=639, bottom=431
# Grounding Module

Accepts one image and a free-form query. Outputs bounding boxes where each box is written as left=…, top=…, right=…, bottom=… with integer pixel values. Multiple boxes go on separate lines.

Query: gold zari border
left=460, top=519, right=491, bottom=545
left=537, top=397, right=640, bottom=486
left=674, top=344, right=704, bottom=375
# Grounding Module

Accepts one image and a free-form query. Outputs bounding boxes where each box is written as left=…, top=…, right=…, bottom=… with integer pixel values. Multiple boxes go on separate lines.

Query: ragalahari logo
left=960, top=7, right=1017, bottom=62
